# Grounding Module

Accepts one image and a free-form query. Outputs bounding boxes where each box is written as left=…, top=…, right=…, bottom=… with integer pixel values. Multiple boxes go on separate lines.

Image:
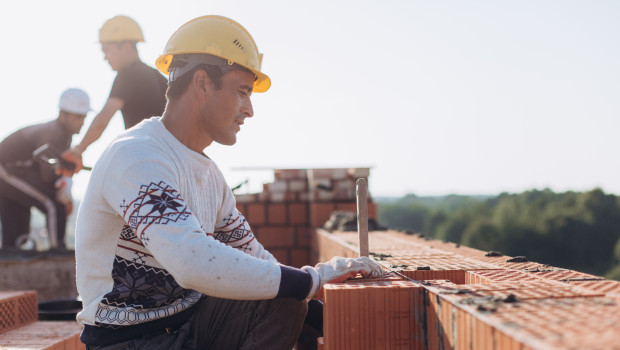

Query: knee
left=279, top=298, right=308, bottom=322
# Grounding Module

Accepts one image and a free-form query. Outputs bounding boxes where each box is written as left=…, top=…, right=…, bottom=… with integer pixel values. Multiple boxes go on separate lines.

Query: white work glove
left=301, top=256, right=384, bottom=299
left=55, top=176, right=73, bottom=204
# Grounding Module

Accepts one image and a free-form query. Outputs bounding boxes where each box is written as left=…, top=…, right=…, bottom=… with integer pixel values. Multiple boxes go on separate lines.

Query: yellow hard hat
left=99, top=15, right=144, bottom=43
left=156, top=15, right=270, bottom=93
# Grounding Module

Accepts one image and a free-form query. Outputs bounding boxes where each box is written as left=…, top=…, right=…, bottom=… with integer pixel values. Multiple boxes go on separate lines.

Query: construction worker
left=0, top=88, right=91, bottom=250
left=75, top=15, right=383, bottom=349
left=62, top=15, right=167, bottom=170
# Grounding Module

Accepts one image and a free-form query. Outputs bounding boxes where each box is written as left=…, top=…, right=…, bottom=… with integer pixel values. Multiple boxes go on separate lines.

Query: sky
left=1, top=0, right=619, bottom=198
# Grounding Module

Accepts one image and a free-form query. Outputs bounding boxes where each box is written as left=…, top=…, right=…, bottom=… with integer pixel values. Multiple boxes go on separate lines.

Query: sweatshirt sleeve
left=214, top=173, right=278, bottom=263
left=101, top=148, right=287, bottom=300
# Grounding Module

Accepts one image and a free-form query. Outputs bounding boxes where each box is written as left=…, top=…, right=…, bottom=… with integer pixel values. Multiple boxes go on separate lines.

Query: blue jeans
left=85, top=296, right=308, bottom=350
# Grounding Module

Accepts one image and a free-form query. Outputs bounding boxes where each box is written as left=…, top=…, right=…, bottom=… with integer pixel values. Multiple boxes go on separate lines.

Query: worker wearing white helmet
left=75, top=15, right=383, bottom=349
left=62, top=15, right=167, bottom=171
left=0, top=88, right=91, bottom=250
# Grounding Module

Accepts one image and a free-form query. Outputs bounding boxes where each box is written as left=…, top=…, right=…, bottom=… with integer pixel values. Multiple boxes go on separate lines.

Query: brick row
left=0, top=291, right=37, bottom=334
left=0, top=321, right=84, bottom=349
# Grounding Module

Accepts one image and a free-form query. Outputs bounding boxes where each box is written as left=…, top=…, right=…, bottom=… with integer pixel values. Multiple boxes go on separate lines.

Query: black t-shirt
left=0, top=120, right=72, bottom=184
left=109, top=60, right=167, bottom=129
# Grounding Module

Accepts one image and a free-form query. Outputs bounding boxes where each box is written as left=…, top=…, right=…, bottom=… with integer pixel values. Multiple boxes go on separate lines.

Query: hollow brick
left=267, top=203, right=287, bottom=225
left=246, top=203, right=266, bottom=226
left=290, top=248, right=311, bottom=268
left=288, top=202, right=309, bottom=226
left=268, top=248, right=290, bottom=265
left=256, top=226, right=295, bottom=249
left=310, top=203, right=336, bottom=228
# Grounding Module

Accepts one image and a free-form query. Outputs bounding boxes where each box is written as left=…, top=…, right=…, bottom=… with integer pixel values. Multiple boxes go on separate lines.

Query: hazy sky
left=1, top=0, right=619, bottom=198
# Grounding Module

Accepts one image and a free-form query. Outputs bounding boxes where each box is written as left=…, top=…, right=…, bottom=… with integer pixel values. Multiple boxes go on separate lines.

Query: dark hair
left=116, top=40, right=138, bottom=52
left=165, top=64, right=225, bottom=100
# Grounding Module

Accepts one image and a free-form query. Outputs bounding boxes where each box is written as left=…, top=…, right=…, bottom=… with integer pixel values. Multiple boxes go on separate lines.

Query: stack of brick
left=234, top=168, right=377, bottom=267
left=318, top=229, right=620, bottom=349
left=0, top=291, right=83, bottom=349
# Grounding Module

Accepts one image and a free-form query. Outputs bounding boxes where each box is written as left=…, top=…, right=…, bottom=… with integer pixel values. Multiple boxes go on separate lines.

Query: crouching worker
left=0, top=88, right=90, bottom=249
left=75, top=15, right=383, bottom=349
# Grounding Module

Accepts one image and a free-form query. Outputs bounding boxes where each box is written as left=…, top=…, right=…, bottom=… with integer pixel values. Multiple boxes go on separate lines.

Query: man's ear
left=192, top=69, right=212, bottom=100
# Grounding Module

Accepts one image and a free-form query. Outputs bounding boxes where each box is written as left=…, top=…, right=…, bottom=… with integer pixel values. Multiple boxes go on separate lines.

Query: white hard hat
left=59, top=88, right=92, bottom=115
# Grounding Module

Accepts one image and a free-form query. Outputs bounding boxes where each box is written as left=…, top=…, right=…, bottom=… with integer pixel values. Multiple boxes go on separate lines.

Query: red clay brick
left=313, top=190, right=334, bottom=201
left=473, top=255, right=552, bottom=271
left=296, top=191, right=311, bottom=202
left=288, top=202, right=309, bottom=225
left=334, top=202, right=357, bottom=214
left=288, top=179, right=307, bottom=192
left=0, top=321, right=83, bottom=349
left=323, top=280, right=424, bottom=350
left=268, top=248, right=290, bottom=265
left=465, top=270, right=546, bottom=284
left=269, top=180, right=288, bottom=192
left=309, top=168, right=348, bottom=180
left=568, top=279, right=620, bottom=299
left=348, top=168, right=370, bottom=178
left=246, top=203, right=266, bottom=225
left=0, top=291, right=37, bottom=334
left=333, top=190, right=356, bottom=201
left=526, top=269, right=604, bottom=282
left=234, top=193, right=257, bottom=203
left=310, top=203, right=335, bottom=228
left=290, top=248, right=311, bottom=268
left=256, top=226, right=295, bottom=248
left=295, top=227, right=315, bottom=248
left=368, top=202, right=378, bottom=220
left=316, top=230, right=358, bottom=261
left=267, top=203, right=287, bottom=225
left=274, top=169, right=307, bottom=180
left=268, top=191, right=296, bottom=202
left=235, top=202, right=247, bottom=217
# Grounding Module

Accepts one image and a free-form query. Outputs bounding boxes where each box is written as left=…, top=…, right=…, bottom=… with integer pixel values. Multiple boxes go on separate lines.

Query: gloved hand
left=60, top=147, right=84, bottom=174
left=55, top=176, right=73, bottom=205
left=302, top=256, right=384, bottom=299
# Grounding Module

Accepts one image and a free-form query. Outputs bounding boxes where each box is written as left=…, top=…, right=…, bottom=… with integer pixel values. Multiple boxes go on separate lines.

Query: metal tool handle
left=356, top=178, right=369, bottom=257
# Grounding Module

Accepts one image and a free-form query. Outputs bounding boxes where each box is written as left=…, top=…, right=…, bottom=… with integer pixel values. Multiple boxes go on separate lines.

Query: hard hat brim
left=156, top=53, right=270, bottom=93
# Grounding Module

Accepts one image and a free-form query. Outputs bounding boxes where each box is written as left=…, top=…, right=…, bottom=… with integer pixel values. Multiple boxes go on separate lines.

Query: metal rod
left=356, top=178, right=369, bottom=257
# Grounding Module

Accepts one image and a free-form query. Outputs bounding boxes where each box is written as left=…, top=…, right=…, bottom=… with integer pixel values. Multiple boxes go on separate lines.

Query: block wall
left=317, top=230, right=620, bottom=349
left=235, top=168, right=377, bottom=267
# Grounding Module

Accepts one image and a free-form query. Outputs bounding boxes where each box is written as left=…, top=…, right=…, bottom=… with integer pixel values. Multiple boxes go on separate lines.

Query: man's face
left=101, top=42, right=126, bottom=71
left=201, top=69, right=255, bottom=146
left=59, top=111, right=86, bottom=135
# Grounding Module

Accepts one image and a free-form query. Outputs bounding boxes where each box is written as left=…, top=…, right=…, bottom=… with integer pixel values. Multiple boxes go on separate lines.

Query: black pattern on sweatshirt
left=96, top=181, right=196, bottom=327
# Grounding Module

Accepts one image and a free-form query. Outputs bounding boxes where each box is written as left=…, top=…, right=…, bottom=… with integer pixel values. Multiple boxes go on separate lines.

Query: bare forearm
left=74, top=97, right=123, bottom=153
left=75, top=117, right=108, bottom=152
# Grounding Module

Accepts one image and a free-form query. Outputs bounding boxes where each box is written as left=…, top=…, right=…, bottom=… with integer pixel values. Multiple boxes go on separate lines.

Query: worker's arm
left=215, top=170, right=278, bottom=262
left=74, top=97, right=124, bottom=154
left=100, top=148, right=293, bottom=300
left=60, top=97, right=123, bottom=172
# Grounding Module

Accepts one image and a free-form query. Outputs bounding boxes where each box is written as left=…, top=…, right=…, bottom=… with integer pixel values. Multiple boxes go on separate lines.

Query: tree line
left=376, top=188, right=620, bottom=280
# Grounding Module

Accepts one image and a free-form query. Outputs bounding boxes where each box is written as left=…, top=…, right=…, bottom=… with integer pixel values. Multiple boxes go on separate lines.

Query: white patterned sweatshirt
left=75, top=118, right=311, bottom=345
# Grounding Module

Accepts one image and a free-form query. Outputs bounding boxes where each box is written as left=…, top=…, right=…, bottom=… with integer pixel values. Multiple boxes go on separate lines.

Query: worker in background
left=75, top=15, right=383, bottom=349
left=0, top=88, right=91, bottom=250
left=62, top=15, right=167, bottom=170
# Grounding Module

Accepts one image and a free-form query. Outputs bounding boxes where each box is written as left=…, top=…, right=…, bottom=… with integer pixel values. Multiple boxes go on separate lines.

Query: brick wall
left=234, top=168, right=377, bottom=267
left=317, top=229, right=620, bottom=349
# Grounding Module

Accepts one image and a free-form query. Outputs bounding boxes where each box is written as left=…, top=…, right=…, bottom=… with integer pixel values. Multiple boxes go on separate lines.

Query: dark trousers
left=86, top=296, right=309, bottom=350
left=0, top=166, right=66, bottom=249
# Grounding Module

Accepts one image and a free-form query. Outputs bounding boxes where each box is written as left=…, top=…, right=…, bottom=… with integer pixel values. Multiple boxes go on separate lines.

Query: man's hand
left=55, top=176, right=73, bottom=205
left=60, top=147, right=84, bottom=174
left=302, top=256, right=384, bottom=299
